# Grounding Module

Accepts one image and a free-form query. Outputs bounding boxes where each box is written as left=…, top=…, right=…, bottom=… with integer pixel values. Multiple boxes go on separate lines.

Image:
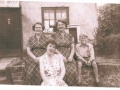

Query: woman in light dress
left=39, top=40, right=68, bottom=86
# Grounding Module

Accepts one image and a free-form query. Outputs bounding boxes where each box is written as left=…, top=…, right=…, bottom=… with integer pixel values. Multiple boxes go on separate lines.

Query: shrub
left=96, top=34, right=120, bottom=55
left=96, top=4, right=120, bottom=55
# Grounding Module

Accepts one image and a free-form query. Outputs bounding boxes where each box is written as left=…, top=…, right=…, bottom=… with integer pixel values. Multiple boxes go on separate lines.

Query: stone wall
left=11, top=64, right=25, bottom=85
left=7, top=57, right=120, bottom=87
left=81, top=64, right=120, bottom=87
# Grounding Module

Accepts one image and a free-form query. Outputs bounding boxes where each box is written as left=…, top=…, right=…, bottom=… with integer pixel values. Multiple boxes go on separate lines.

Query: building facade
left=0, top=1, right=98, bottom=57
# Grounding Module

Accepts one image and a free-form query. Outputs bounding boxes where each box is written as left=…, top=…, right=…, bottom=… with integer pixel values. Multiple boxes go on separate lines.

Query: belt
left=31, top=47, right=45, bottom=50
left=58, top=46, right=70, bottom=48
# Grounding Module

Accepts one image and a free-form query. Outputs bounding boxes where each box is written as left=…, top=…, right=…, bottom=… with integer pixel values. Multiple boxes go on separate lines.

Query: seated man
left=75, top=34, right=99, bottom=86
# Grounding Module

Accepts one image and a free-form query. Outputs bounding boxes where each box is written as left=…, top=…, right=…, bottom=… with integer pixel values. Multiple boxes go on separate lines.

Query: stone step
left=0, top=76, right=8, bottom=84
left=0, top=58, right=13, bottom=78
left=80, top=63, right=120, bottom=87
left=0, top=57, right=120, bottom=87
left=0, top=57, right=22, bottom=85
left=0, top=70, right=5, bottom=77
left=0, top=58, right=14, bottom=71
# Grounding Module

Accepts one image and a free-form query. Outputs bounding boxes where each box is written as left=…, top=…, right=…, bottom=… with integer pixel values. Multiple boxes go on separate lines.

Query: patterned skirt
left=58, top=47, right=79, bottom=86
left=63, top=60, right=79, bottom=86
left=25, top=49, right=46, bottom=85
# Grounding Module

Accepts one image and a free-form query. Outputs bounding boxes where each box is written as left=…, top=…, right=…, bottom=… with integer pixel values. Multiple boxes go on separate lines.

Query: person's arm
left=54, top=49, right=61, bottom=54
left=39, top=57, right=49, bottom=85
left=89, top=44, right=95, bottom=61
left=68, top=43, right=75, bottom=62
left=58, top=55, right=66, bottom=80
left=27, top=47, right=36, bottom=60
left=75, top=44, right=86, bottom=62
left=55, top=49, right=67, bottom=62
left=27, top=47, right=39, bottom=63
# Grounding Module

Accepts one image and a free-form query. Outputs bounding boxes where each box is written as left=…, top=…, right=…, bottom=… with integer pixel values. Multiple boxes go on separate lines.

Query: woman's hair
left=45, top=39, right=57, bottom=49
left=32, top=22, right=45, bottom=31
left=55, top=19, right=67, bottom=31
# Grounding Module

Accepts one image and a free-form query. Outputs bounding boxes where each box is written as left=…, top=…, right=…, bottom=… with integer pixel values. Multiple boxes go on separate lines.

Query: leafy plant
left=96, top=4, right=120, bottom=56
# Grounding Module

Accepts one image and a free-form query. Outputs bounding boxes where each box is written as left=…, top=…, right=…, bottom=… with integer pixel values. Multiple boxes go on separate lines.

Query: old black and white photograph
left=0, top=0, right=120, bottom=89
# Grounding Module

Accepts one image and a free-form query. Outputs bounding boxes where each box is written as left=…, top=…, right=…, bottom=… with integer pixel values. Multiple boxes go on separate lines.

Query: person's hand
left=57, top=78, right=64, bottom=86
left=34, top=57, right=39, bottom=64
left=87, top=60, right=91, bottom=66
left=44, top=80, right=49, bottom=86
left=63, top=56, right=67, bottom=63
left=68, top=56, right=73, bottom=63
left=84, top=60, right=87, bottom=65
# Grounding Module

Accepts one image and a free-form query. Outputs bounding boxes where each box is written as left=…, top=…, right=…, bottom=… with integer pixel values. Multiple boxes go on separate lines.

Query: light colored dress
left=40, top=54, right=68, bottom=86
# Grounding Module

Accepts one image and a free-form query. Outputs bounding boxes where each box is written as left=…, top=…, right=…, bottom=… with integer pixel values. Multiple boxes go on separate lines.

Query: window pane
left=44, top=10, right=49, bottom=19
left=62, top=10, right=67, bottom=19
left=56, top=10, right=61, bottom=20
left=44, top=20, right=49, bottom=30
left=50, top=20, right=54, bottom=26
left=42, top=7, right=69, bottom=31
left=49, top=10, right=54, bottom=19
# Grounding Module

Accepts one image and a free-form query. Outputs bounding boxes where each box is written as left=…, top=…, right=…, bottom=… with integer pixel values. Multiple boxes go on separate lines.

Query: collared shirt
left=75, top=43, right=95, bottom=60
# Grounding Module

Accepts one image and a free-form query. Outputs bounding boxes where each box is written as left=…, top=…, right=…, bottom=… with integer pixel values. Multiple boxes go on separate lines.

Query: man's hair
left=79, top=34, right=88, bottom=39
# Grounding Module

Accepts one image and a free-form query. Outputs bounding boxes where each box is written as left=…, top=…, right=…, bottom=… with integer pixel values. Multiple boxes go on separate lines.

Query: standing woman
left=54, top=19, right=79, bottom=86
left=25, top=22, right=47, bottom=85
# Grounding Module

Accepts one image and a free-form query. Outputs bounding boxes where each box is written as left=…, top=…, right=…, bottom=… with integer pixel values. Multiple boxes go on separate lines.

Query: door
left=0, top=8, right=22, bottom=57
left=69, top=28, right=77, bottom=44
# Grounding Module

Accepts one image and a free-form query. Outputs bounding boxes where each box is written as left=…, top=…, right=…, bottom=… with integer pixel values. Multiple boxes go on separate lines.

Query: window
left=41, top=7, right=69, bottom=32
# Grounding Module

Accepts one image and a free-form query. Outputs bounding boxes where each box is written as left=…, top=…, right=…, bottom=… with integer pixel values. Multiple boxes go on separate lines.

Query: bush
left=96, top=4, right=120, bottom=56
left=96, top=34, right=120, bottom=55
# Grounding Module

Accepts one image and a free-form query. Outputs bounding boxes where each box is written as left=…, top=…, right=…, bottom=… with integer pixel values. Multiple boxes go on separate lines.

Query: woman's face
left=46, top=43, right=56, bottom=55
left=34, top=24, right=43, bottom=34
left=57, top=22, right=66, bottom=32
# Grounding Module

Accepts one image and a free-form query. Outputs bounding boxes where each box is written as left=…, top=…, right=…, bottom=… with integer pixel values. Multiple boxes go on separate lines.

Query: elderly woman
left=39, top=39, right=67, bottom=86
left=25, top=22, right=47, bottom=85
left=53, top=19, right=79, bottom=86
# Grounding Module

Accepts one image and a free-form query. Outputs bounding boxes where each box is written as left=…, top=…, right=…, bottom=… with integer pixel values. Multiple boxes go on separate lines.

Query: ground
left=0, top=56, right=120, bottom=87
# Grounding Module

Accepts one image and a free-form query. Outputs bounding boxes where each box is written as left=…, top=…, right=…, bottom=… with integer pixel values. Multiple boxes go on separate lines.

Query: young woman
left=39, top=40, right=67, bottom=86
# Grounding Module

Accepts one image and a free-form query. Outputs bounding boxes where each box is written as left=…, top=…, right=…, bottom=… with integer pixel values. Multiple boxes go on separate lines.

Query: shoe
left=77, top=77, right=82, bottom=86
left=95, top=82, right=100, bottom=87
left=77, top=81, right=81, bottom=86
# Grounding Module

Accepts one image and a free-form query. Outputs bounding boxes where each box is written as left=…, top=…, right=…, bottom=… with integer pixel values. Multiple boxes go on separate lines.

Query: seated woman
left=53, top=19, right=79, bottom=86
left=25, top=22, right=47, bottom=85
left=39, top=40, right=67, bottom=86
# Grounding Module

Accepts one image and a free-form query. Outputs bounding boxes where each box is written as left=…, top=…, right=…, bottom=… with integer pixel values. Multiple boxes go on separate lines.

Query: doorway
left=0, top=8, right=22, bottom=57
left=69, top=28, right=77, bottom=44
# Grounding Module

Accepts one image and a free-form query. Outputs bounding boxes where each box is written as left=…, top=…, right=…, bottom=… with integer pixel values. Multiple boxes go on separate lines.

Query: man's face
left=79, top=36, right=88, bottom=45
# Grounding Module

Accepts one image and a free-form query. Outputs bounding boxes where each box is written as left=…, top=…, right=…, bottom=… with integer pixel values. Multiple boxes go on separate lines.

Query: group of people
left=25, top=19, right=99, bottom=86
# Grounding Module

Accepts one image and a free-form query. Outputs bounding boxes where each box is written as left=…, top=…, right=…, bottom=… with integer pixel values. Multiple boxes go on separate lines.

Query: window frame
left=41, top=7, right=69, bottom=31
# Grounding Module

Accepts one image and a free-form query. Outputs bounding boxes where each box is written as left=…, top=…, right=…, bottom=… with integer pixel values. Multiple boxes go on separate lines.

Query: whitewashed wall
left=20, top=1, right=98, bottom=50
